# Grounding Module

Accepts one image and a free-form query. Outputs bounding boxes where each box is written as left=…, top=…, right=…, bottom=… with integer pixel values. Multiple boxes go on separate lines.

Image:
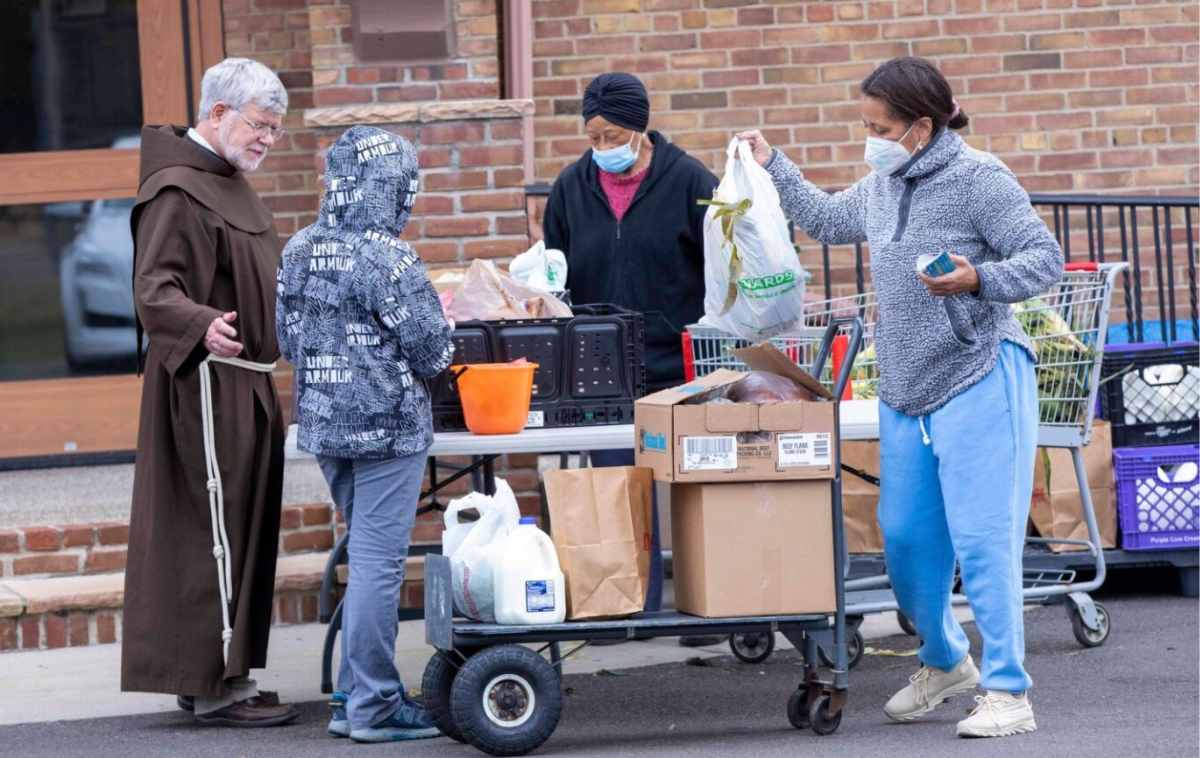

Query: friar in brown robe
left=120, top=118, right=292, bottom=721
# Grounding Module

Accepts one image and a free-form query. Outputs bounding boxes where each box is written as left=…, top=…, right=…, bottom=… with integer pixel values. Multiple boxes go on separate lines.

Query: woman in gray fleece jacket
left=740, top=57, right=1062, bottom=739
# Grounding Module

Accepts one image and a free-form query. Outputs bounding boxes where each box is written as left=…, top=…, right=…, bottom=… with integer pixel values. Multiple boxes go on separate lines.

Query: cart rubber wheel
left=817, top=630, right=864, bottom=670
left=450, top=645, right=562, bottom=757
left=730, top=632, right=775, bottom=664
left=787, top=689, right=811, bottom=730
left=1070, top=601, right=1111, bottom=648
left=896, top=610, right=918, bottom=637
left=808, top=695, right=843, bottom=736
left=422, top=651, right=468, bottom=743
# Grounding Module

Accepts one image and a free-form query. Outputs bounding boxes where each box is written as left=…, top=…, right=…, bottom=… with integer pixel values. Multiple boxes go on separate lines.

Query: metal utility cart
left=421, top=319, right=864, bottom=757
left=688, top=262, right=1128, bottom=658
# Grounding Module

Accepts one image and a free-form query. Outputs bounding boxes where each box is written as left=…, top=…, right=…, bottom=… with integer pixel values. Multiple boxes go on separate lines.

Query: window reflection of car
left=59, top=135, right=141, bottom=372
left=59, top=195, right=138, bottom=370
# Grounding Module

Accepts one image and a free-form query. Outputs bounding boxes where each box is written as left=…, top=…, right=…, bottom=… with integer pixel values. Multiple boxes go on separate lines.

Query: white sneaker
left=956, top=690, right=1037, bottom=738
left=884, top=655, right=980, bottom=722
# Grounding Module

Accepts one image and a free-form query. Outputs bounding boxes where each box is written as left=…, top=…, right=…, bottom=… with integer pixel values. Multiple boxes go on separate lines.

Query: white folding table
left=285, top=399, right=881, bottom=461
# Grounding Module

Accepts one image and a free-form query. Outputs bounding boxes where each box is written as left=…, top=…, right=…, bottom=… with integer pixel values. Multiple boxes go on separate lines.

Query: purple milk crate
left=1114, top=445, right=1200, bottom=551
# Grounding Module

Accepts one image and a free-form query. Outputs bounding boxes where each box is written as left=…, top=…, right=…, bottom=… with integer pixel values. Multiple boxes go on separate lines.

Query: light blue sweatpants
left=878, top=341, right=1038, bottom=694
left=318, top=450, right=427, bottom=729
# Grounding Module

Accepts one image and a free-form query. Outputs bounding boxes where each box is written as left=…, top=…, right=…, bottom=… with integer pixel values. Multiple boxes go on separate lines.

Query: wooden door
left=0, top=0, right=225, bottom=464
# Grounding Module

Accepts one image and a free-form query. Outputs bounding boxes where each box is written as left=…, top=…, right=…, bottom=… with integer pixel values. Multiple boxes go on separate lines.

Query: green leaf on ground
left=863, top=646, right=918, bottom=657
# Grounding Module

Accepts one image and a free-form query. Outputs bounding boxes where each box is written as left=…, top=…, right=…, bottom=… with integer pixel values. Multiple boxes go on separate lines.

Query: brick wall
left=223, top=0, right=513, bottom=244
left=0, top=452, right=546, bottom=652
left=223, top=0, right=319, bottom=239
left=0, top=453, right=545, bottom=581
left=0, top=507, right=325, bottom=580
left=305, top=100, right=534, bottom=263
left=307, top=0, right=501, bottom=107
left=529, top=0, right=1198, bottom=306
left=530, top=0, right=1198, bottom=192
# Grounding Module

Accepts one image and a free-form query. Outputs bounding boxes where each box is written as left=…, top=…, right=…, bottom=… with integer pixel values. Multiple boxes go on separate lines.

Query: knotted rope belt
left=198, top=354, right=276, bottom=664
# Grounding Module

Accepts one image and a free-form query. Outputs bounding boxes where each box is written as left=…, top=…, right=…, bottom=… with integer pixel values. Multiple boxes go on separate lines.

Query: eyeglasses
left=230, top=109, right=286, bottom=140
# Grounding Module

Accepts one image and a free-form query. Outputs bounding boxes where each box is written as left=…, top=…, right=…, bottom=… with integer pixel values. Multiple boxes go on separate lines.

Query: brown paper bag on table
left=543, top=466, right=653, bottom=620
left=1029, top=420, right=1118, bottom=552
left=840, top=439, right=886, bottom=554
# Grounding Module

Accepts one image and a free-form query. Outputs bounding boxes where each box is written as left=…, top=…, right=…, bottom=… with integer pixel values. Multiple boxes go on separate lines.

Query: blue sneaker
left=349, top=697, right=441, bottom=743
left=328, top=691, right=350, bottom=738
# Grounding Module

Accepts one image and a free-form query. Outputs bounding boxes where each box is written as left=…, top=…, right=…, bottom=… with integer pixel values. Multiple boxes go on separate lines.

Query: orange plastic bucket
left=450, top=361, right=540, bottom=435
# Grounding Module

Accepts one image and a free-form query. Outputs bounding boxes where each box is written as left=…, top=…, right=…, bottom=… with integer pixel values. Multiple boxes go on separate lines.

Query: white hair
left=197, top=58, right=288, bottom=120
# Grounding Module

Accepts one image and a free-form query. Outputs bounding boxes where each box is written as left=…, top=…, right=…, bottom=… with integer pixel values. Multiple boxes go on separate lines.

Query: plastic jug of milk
left=494, top=517, right=567, bottom=625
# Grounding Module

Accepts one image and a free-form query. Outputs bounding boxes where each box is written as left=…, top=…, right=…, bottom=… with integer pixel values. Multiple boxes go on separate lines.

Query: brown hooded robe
left=121, top=126, right=285, bottom=697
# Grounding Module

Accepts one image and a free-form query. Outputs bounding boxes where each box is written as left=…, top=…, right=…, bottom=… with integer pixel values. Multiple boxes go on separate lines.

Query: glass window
left=0, top=197, right=139, bottom=380
left=0, top=0, right=143, bottom=154
left=355, top=0, right=454, bottom=63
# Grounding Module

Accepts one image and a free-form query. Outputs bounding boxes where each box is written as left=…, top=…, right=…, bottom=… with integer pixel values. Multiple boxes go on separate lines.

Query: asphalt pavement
left=1, top=572, right=1196, bottom=758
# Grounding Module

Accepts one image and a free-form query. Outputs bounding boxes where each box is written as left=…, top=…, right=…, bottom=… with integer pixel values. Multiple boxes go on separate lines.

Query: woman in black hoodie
left=542, top=73, right=718, bottom=628
left=543, top=72, right=718, bottom=395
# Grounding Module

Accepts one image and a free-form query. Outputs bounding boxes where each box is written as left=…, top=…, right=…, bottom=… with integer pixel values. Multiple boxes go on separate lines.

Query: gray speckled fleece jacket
left=766, top=128, right=1063, bottom=417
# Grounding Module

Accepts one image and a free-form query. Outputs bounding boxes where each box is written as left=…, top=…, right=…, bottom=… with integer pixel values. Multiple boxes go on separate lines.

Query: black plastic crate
left=431, top=304, right=645, bottom=432
left=1100, top=341, right=1199, bottom=448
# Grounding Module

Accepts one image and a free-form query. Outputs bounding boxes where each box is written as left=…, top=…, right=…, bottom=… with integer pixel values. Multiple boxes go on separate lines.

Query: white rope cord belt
left=199, top=354, right=276, bottom=665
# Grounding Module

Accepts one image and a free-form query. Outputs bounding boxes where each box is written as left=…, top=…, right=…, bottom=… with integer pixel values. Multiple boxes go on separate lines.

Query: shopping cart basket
left=689, top=262, right=1127, bottom=656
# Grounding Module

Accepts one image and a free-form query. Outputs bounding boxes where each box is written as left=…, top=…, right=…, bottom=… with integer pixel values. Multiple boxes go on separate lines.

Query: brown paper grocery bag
left=543, top=466, right=653, bottom=620
left=840, top=440, right=886, bottom=554
left=1029, top=421, right=1118, bottom=552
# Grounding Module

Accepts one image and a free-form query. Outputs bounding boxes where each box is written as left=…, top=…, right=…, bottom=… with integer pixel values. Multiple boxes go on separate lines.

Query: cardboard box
left=671, top=480, right=836, bottom=618
left=635, top=343, right=837, bottom=483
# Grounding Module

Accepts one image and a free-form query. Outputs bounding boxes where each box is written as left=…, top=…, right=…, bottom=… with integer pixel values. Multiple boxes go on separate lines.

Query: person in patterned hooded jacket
left=277, top=125, right=453, bottom=743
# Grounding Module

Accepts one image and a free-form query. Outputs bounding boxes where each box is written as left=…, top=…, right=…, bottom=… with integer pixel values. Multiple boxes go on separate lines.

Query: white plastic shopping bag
left=701, top=138, right=805, bottom=341
left=509, top=239, right=568, bottom=293
left=443, top=478, right=521, bottom=622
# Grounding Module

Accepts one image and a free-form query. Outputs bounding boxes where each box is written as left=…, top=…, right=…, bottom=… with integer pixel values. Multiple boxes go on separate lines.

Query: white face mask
left=864, top=122, right=918, bottom=178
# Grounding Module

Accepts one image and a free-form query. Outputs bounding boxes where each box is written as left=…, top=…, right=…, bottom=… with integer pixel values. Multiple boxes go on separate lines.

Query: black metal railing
left=526, top=184, right=1199, bottom=344
left=1032, top=194, right=1198, bottom=344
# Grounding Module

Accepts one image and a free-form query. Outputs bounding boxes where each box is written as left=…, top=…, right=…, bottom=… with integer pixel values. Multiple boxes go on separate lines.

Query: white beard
left=218, top=119, right=267, bottom=172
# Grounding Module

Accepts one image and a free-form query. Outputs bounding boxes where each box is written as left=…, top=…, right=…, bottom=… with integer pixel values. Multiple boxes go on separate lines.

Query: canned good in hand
left=917, top=251, right=957, bottom=278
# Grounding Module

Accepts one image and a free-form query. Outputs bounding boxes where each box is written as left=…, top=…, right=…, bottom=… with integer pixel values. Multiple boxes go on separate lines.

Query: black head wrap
left=581, top=73, right=650, bottom=132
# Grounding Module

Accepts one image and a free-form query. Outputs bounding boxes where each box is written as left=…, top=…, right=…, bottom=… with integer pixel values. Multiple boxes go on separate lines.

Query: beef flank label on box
left=777, top=431, right=833, bottom=468
left=634, top=342, right=838, bottom=483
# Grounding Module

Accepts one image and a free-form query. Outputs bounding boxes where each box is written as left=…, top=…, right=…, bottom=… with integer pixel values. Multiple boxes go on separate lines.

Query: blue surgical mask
left=592, top=132, right=642, bottom=174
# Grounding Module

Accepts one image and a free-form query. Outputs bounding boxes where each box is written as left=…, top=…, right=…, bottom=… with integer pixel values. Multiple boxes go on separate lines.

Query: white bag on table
left=510, top=239, right=568, bottom=293
left=442, top=478, right=521, bottom=622
left=702, top=138, right=805, bottom=341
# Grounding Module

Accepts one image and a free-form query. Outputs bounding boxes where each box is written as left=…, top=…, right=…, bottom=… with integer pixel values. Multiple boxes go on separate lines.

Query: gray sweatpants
left=317, top=450, right=427, bottom=729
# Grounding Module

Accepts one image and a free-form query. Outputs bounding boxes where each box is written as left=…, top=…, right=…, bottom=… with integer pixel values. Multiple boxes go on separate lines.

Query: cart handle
left=1064, top=262, right=1129, bottom=272
left=811, top=316, right=865, bottom=401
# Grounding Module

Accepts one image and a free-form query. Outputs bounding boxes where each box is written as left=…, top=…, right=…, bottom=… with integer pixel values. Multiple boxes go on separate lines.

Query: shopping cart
left=687, top=262, right=1128, bottom=660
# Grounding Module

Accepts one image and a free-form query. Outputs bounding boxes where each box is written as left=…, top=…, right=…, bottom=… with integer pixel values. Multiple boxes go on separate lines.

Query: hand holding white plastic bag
left=701, top=138, right=805, bottom=340
left=442, top=478, right=521, bottom=622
